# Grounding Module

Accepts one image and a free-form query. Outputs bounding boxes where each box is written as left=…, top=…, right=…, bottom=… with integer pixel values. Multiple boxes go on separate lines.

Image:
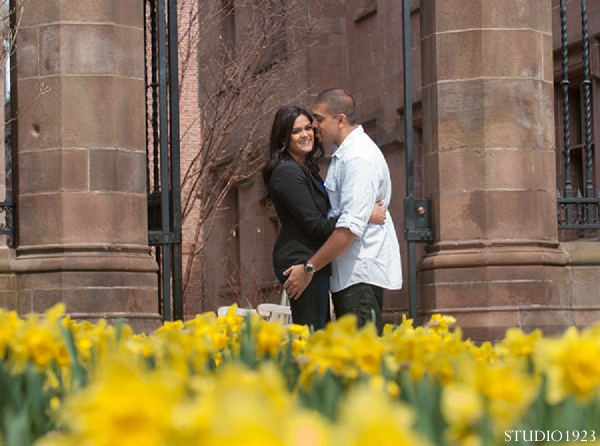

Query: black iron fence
left=556, top=0, right=600, bottom=230
left=145, top=0, right=183, bottom=321
left=0, top=200, right=13, bottom=237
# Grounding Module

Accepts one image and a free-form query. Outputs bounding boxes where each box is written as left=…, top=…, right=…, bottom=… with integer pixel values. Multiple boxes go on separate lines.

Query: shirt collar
left=332, top=125, right=364, bottom=158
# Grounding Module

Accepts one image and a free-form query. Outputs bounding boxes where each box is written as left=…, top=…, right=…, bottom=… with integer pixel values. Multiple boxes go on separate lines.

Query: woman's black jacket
left=269, top=159, right=337, bottom=269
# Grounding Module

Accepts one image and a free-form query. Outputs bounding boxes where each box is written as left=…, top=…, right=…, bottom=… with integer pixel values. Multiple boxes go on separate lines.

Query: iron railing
left=557, top=0, right=600, bottom=230
left=145, top=0, right=183, bottom=321
left=0, top=200, right=14, bottom=236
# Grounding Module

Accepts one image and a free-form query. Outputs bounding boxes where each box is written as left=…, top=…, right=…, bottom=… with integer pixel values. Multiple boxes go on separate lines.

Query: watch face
left=304, top=263, right=316, bottom=274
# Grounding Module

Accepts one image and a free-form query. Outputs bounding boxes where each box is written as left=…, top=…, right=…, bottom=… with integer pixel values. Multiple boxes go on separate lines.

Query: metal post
left=560, top=0, right=572, bottom=202
left=157, top=0, right=172, bottom=321
left=402, top=0, right=418, bottom=322
left=580, top=0, right=594, bottom=228
left=168, top=0, right=183, bottom=320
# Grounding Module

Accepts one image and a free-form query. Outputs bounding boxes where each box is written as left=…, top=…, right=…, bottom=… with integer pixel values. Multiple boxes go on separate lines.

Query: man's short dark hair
left=314, top=88, right=358, bottom=124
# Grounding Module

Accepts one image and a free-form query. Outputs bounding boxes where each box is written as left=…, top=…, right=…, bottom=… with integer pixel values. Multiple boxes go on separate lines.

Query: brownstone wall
left=180, top=0, right=600, bottom=341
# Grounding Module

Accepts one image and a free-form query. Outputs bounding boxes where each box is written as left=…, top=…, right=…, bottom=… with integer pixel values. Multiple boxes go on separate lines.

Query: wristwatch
left=304, top=263, right=316, bottom=275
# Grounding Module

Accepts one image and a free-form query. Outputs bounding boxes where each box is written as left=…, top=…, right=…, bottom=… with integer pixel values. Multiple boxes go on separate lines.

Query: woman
left=261, top=105, right=384, bottom=330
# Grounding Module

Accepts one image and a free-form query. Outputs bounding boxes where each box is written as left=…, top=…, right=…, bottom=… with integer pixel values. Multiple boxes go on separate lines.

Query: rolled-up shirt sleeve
left=334, top=157, right=378, bottom=237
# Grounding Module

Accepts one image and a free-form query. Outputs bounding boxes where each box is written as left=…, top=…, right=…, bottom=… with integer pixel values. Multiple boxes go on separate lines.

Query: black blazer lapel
left=308, top=172, right=330, bottom=205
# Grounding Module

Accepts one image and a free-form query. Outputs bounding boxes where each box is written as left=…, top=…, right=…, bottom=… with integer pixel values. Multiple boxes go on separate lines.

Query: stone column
left=420, top=0, right=569, bottom=340
left=12, top=0, right=160, bottom=331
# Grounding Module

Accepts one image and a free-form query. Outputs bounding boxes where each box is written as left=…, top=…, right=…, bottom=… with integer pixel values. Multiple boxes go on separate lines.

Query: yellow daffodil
left=7, top=306, right=600, bottom=446
left=471, top=361, right=539, bottom=435
left=535, top=326, right=600, bottom=404
left=57, top=353, right=183, bottom=446
left=441, top=383, right=484, bottom=444
left=256, top=320, right=287, bottom=358
left=496, top=327, right=542, bottom=359
left=155, top=319, right=184, bottom=334
left=285, top=411, right=331, bottom=446
left=428, top=313, right=457, bottom=334
left=333, top=385, right=429, bottom=446
left=349, top=324, right=385, bottom=375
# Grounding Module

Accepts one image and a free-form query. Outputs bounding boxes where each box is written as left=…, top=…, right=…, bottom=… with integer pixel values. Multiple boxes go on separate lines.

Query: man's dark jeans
left=331, top=283, right=384, bottom=334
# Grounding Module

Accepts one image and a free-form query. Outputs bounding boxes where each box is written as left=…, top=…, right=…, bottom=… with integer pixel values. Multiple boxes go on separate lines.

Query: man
left=283, top=88, right=402, bottom=333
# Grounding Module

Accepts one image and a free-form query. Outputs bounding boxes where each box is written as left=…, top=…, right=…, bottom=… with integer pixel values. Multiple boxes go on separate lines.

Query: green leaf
left=59, top=325, right=87, bottom=389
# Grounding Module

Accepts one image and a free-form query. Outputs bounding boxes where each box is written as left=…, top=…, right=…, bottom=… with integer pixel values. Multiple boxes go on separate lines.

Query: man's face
left=312, top=102, right=340, bottom=146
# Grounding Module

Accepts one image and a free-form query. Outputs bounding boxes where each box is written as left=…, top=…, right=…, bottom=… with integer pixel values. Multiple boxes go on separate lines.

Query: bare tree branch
left=176, top=0, right=319, bottom=304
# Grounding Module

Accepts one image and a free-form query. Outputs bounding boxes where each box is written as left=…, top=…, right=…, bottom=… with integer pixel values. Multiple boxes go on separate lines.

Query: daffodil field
left=1, top=304, right=600, bottom=446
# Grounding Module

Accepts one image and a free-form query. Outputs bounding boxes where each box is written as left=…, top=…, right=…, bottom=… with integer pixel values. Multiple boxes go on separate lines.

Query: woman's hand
left=369, top=200, right=386, bottom=224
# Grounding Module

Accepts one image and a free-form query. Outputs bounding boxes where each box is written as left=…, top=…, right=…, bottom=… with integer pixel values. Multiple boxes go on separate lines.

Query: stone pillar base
left=13, top=246, right=161, bottom=333
left=420, top=242, right=570, bottom=341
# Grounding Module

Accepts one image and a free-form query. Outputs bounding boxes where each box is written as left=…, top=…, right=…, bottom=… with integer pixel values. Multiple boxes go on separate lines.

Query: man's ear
left=338, top=113, right=347, bottom=126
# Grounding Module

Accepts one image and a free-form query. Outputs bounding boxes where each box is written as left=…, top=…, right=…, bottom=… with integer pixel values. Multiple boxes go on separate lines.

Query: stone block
left=435, top=30, right=484, bottom=81
left=39, top=23, right=144, bottom=78
left=17, top=191, right=149, bottom=247
left=18, top=151, right=62, bottom=194
left=442, top=308, right=521, bottom=342
left=421, top=280, right=489, bottom=309
left=32, top=286, right=156, bottom=315
left=519, top=308, right=573, bottom=336
left=60, top=193, right=148, bottom=245
left=90, top=150, right=146, bottom=193
left=423, top=0, right=550, bottom=34
left=61, top=76, right=145, bottom=151
left=572, top=308, right=600, bottom=328
left=16, top=77, right=62, bottom=151
left=16, top=27, right=40, bottom=79
left=482, top=80, right=555, bottom=149
left=19, top=150, right=89, bottom=194
left=18, top=193, right=63, bottom=246
left=436, top=188, right=557, bottom=241
left=17, top=290, right=33, bottom=315
left=487, top=280, right=562, bottom=307
left=20, top=0, right=60, bottom=27
left=19, top=268, right=156, bottom=290
left=433, top=79, right=554, bottom=151
left=0, top=290, right=17, bottom=311
left=435, top=148, right=556, bottom=193
left=435, top=29, right=545, bottom=82
left=59, top=0, right=143, bottom=28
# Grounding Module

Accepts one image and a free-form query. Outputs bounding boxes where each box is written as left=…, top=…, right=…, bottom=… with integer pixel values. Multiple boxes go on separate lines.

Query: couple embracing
left=261, top=88, right=402, bottom=334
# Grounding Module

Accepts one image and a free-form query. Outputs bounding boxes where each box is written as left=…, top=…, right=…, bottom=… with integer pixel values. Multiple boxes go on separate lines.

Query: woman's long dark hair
left=260, top=105, right=324, bottom=207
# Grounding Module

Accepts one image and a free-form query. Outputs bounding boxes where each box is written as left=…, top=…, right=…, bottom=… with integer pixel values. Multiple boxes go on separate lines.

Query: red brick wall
left=176, top=0, right=203, bottom=317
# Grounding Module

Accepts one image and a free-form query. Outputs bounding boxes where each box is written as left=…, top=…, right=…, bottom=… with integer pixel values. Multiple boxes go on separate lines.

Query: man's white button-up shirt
left=324, top=125, right=403, bottom=293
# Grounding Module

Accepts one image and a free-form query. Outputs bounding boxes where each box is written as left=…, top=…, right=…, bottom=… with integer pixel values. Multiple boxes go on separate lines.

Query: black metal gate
left=401, top=0, right=433, bottom=323
left=145, top=0, right=183, bottom=321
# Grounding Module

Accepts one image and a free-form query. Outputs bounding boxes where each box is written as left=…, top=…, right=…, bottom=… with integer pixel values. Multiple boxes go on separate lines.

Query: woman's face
left=286, top=114, right=314, bottom=164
